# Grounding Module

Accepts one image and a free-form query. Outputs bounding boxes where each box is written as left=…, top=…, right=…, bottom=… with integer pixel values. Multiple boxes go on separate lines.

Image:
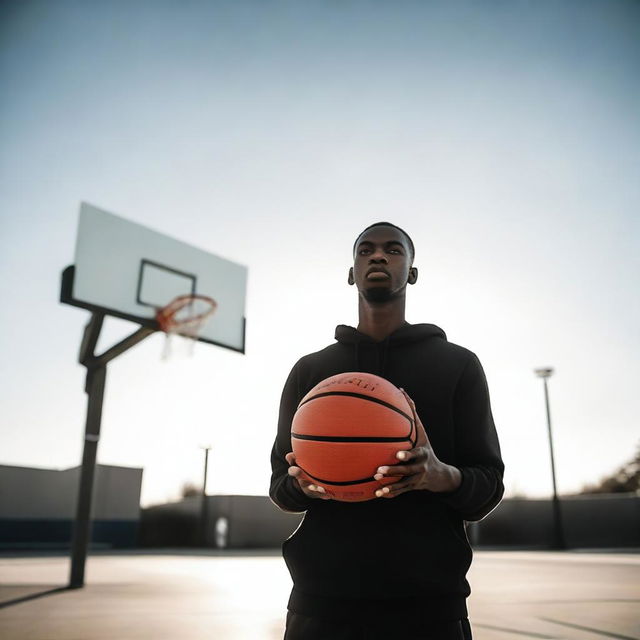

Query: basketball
left=290, top=372, right=417, bottom=502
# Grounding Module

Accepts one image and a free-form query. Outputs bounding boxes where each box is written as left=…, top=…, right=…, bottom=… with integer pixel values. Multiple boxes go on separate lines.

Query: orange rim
left=155, top=294, right=217, bottom=333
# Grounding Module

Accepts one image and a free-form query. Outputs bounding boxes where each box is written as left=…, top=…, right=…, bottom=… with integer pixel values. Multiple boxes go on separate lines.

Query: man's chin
left=362, top=286, right=395, bottom=304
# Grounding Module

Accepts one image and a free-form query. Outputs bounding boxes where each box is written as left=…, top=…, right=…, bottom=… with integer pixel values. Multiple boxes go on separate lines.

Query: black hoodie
left=269, top=322, right=504, bottom=622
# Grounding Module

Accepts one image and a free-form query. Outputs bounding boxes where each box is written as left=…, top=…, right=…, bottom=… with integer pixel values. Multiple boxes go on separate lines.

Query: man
left=270, top=222, right=504, bottom=640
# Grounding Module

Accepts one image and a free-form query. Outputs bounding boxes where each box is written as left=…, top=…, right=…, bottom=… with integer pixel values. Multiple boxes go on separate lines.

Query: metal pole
left=542, top=377, right=566, bottom=550
left=200, top=447, right=211, bottom=546
left=69, top=314, right=155, bottom=588
left=69, top=363, right=106, bottom=588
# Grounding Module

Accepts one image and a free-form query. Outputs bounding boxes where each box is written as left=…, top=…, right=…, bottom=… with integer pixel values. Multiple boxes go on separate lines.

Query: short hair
left=353, top=222, right=415, bottom=261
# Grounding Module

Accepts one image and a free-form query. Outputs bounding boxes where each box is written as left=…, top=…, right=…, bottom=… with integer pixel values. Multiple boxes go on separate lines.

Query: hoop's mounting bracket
left=80, top=312, right=156, bottom=370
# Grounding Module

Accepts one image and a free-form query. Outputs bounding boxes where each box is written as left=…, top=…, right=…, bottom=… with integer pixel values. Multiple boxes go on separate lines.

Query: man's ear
left=348, top=267, right=355, bottom=285
left=408, top=267, right=418, bottom=285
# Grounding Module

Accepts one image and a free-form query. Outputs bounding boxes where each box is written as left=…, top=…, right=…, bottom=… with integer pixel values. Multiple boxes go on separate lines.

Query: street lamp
left=534, top=367, right=566, bottom=550
left=199, top=445, right=212, bottom=546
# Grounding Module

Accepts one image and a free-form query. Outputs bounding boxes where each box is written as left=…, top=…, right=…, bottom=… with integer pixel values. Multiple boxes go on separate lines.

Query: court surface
left=0, top=549, right=638, bottom=639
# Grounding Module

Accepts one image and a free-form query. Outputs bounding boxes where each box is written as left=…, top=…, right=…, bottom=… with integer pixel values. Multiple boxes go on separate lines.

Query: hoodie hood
left=334, top=322, right=446, bottom=345
left=334, top=322, right=447, bottom=376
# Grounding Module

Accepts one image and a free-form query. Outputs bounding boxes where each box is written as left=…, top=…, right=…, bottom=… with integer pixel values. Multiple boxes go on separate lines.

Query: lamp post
left=533, top=367, right=566, bottom=550
left=200, top=446, right=212, bottom=546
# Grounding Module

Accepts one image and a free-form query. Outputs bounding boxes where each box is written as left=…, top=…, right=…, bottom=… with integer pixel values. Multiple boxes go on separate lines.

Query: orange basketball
left=291, top=372, right=417, bottom=502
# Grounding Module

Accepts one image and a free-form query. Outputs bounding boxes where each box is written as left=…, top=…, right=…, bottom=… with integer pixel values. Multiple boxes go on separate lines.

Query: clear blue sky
left=1, top=0, right=638, bottom=506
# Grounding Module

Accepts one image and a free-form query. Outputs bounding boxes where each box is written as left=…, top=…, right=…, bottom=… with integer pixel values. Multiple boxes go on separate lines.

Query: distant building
left=0, top=463, right=143, bottom=549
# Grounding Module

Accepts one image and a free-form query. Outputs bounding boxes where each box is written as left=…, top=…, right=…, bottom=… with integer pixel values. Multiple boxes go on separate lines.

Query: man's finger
left=397, top=446, right=430, bottom=462
left=288, top=466, right=314, bottom=485
left=289, top=466, right=316, bottom=484
left=303, top=482, right=331, bottom=499
left=374, top=462, right=424, bottom=479
left=375, top=480, right=412, bottom=498
left=371, top=447, right=428, bottom=477
left=285, top=452, right=297, bottom=465
left=289, top=467, right=331, bottom=499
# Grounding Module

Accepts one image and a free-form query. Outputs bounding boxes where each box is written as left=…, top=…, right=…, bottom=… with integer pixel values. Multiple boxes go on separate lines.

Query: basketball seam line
left=291, top=433, right=411, bottom=443
left=298, top=391, right=413, bottom=421
left=296, top=391, right=416, bottom=443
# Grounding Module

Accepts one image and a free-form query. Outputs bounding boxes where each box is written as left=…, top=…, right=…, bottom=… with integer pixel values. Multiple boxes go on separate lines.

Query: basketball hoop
left=156, top=294, right=217, bottom=359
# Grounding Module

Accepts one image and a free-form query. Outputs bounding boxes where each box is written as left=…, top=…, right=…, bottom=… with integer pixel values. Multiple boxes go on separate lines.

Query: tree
left=579, top=442, right=640, bottom=494
left=181, top=481, right=201, bottom=498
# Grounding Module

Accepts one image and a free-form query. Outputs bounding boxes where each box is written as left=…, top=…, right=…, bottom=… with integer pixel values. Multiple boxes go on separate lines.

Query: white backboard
left=61, top=202, right=247, bottom=353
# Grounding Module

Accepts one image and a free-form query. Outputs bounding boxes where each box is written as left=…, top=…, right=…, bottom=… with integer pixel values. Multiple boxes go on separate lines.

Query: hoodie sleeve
left=438, top=352, right=505, bottom=521
left=269, top=361, right=315, bottom=513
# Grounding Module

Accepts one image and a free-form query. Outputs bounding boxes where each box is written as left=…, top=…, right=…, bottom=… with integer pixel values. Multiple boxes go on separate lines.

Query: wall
left=204, top=495, right=302, bottom=548
left=138, top=495, right=302, bottom=548
left=139, top=492, right=639, bottom=550
left=469, top=493, right=640, bottom=549
left=0, top=463, right=143, bottom=548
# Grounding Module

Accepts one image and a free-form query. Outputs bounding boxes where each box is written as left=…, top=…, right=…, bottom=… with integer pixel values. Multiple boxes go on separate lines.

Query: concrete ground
left=0, top=549, right=638, bottom=640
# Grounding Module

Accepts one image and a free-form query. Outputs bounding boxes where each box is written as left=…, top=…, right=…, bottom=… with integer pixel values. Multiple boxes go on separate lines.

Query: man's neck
left=356, top=296, right=407, bottom=342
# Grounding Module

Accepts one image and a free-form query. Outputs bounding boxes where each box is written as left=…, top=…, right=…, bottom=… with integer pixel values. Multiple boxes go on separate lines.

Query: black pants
left=284, top=611, right=473, bottom=640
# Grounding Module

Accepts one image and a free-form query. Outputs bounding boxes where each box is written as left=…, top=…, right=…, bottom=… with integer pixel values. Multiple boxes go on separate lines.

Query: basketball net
left=155, top=294, right=217, bottom=360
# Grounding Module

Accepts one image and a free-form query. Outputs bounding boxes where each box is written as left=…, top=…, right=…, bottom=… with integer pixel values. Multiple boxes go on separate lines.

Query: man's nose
left=370, top=249, right=388, bottom=263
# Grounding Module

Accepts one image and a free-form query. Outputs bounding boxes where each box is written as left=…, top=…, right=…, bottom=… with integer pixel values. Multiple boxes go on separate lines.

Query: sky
left=1, top=0, right=638, bottom=507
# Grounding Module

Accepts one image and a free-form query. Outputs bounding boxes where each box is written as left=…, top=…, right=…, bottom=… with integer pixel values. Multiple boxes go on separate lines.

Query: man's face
left=349, top=225, right=417, bottom=303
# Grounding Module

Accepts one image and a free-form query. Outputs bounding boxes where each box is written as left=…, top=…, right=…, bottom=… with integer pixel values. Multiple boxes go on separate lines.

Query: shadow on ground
left=0, top=585, right=70, bottom=610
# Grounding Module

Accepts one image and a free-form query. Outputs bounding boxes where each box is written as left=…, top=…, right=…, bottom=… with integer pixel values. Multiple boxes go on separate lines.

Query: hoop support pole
left=69, top=313, right=155, bottom=589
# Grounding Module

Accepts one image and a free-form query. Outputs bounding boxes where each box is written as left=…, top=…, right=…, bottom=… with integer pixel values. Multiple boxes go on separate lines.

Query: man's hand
left=286, top=452, right=332, bottom=500
left=373, top=389, right=462, bottom=498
